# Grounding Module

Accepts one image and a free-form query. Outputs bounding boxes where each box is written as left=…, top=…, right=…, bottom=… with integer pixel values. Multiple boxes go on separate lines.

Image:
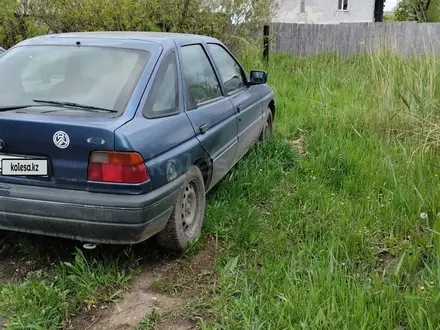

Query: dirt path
left=67, top=238, right=217, bottom=330
left=80, top=271, right=186, bottom=330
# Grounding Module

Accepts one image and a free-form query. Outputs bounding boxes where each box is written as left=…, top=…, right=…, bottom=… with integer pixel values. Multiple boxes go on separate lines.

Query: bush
left=0, top=0, right=277, bottom=52
left=427, top=0, right=440, bottom=21
left=0, top=0, right=46, bottom=48
left=394, top=0, right=429, bottom=22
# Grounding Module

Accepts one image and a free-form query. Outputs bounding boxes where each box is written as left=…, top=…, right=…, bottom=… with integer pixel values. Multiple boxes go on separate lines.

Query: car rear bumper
left=0, top=176, right=184, bottom=244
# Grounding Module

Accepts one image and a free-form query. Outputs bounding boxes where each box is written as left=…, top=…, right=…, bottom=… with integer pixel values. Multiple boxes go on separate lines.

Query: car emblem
left=0, top=139, right=5, bottom=151
left=53, top=131, right=70, bottom=149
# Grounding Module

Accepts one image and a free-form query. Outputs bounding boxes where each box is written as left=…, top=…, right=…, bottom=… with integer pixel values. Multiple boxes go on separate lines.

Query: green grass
left=200, top=52, right=440, bottom=329
left=135, top=309, right=160, bottom=330
left=0, top=248, right=131, bottom=329
left=2, top=51, right=440, bottom=329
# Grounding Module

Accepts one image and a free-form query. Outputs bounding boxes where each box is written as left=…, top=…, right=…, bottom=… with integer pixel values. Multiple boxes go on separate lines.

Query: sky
left=384, top=0, right=399, bottom=11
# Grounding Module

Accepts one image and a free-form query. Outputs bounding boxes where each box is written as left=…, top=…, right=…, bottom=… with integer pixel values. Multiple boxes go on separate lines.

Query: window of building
left=338, top=0, right=348, bottom=10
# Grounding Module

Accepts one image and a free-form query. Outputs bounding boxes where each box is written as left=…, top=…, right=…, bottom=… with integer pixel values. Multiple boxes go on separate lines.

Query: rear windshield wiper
left=0, top=105, right=37, bottom=112
left=0, top=101, right=119, bottom=113
left=33, top=99, right=118, bottom=113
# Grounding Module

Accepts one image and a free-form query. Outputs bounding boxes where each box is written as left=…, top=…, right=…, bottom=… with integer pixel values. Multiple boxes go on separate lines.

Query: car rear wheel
left=259, top=108, right=273, bottom=141
left=156, top=165, right=206, bottom=252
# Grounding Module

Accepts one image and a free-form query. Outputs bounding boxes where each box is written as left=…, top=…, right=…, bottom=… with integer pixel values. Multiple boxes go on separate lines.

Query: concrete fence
left=269, top=22, right=440, bottom=57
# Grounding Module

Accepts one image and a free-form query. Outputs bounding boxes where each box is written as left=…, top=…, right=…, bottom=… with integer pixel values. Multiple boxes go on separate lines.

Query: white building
left=273, top=0, right=387, bottom=24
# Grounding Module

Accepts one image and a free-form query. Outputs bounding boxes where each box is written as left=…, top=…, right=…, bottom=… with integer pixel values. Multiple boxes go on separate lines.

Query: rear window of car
left=0, top=45, right=150, bottom=113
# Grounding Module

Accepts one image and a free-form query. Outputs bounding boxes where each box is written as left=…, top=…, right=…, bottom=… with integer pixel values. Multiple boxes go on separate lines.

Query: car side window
left=180, top=44, right=222, bottom=108
left=143, top=51, right=179, bottom=118
left=207, top=43, right=246, bottom=95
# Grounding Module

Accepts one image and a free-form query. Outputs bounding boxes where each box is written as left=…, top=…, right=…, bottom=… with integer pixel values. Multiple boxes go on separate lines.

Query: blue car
left=0, top=32, right=275, bottom=251
left=0, top=47, right=5, bottom=57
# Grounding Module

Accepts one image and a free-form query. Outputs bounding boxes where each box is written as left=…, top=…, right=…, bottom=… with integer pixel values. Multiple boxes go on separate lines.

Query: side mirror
left=249, top=70, right=267, bottom=85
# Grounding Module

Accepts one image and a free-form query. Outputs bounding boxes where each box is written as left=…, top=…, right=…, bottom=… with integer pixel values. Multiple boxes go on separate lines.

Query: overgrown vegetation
left=0, top=248, right=131, bottom=329
left=392, top=0, right=440, bottom=22
left=427, top=0, right=440, bottom=21
left=394, top=0, right=430, bottom=22
left=198, top=52, right=440, bottom=329
left=0, top=0, right=277, bottom=53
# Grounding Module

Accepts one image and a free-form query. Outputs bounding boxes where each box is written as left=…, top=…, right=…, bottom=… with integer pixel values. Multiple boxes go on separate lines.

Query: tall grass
left=0, top=249, right=131, bottom=329
left=202, top=52, right=440, bottom=329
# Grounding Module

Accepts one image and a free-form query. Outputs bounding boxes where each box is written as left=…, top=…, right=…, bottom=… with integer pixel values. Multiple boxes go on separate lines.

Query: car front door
left=206, top=43, right=264, bottom=163
left=178, top=42, right=238, bottom=191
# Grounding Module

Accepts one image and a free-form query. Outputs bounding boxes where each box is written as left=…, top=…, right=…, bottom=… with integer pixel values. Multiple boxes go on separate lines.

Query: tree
left=426, top=0, right=440, bottom=21
left=1, top=0, right=277, bottom=52
left=0, top=0, right=48, bottom=48
left=393, top=0, right=430, bottom=22
left=21, top=0, right=277, bottom=53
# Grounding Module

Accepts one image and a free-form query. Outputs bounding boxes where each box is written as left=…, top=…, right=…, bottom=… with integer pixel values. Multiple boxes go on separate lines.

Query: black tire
left=259, top=108, right=274, bottom=141
left=156, top=165, right=206, bottom=252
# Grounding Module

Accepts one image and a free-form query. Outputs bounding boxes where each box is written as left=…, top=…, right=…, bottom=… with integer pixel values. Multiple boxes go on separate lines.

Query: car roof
left=18, top=31, right=220, bottom=46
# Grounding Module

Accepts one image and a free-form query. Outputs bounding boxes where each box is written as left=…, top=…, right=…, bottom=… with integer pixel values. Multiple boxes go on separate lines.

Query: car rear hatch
left=0, top=110, right=129, bottom=191
left=0, top=38, right=164, bottom=192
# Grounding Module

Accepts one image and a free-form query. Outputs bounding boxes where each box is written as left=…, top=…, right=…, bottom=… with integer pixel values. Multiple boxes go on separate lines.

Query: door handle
left=199, top=123, right=209, bottom=134
left=237, top=104, right=242, bottom=113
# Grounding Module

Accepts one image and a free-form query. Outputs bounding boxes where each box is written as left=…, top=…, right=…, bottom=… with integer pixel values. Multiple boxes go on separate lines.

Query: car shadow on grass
left=0, top=229, right=183, bottom=284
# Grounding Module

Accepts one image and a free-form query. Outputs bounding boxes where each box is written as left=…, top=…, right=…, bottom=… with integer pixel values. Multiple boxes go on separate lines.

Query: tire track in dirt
left=69, top=239, right=217, bottom=330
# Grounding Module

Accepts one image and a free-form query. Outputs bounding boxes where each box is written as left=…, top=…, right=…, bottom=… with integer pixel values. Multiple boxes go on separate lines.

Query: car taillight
left=87, top=151, right=149, bottom=183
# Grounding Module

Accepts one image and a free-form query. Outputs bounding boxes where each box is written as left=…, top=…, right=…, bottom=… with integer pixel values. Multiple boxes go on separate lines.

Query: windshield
left=0, top=45, right=150, bottom=113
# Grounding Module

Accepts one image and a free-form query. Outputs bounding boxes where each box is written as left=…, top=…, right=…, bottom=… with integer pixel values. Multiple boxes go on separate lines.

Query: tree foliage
left=0, top=0, right=278, bottom=52
left=393, top=0, right=430, bottom=22
left=426, top=0, right=440, bottom=21
left=0, top=0, right=46, bottom=47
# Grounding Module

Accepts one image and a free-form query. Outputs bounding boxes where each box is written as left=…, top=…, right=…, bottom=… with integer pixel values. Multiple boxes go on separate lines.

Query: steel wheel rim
left=181, top=179, right=200, bottom=237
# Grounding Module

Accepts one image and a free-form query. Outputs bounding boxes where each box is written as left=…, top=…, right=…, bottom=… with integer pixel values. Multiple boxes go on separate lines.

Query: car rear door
left=177, top=42, right=238, bottom=190
left=205, top=43, right=264, bottom=164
